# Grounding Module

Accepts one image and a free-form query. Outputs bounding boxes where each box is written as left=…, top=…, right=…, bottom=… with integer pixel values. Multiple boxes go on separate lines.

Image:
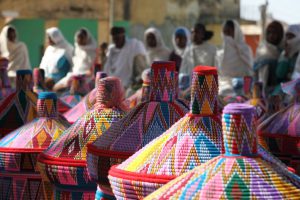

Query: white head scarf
left=72, top=28, right=97, bottom=74
left=144, top=27, right=171, bottom=65
left=172, top=27, right=191, bottom=57
left=286, top=24, right=300, bottom=58
left=40, top=27, right=74, bottom=79
left=219, top=20, right=253, bottom=77
left=0, top=25, right=31, bottom=77
left=46, top=27, right=74, bottom=62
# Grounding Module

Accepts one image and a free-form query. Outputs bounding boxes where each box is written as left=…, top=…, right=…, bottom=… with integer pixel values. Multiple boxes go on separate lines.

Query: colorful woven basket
left=145, top=103, right=300, bottom=199
left=86, top=61, right=189, bottom=200
left=0, top=57, right=13, bottom=100
left=33, top=68, right=71, bottom=113
left=0, top=70, right=38, bottom=138
left=59, top=75, right=89, bottom=108
left=258, top=78, right=300, bottom=175
left=108, top=66, right=223, bottom=199
left=0, top=92, right=69, bottom=200
left=63, top=72, right=107, bottom=124
left=38, top=77, right=127, bottom=199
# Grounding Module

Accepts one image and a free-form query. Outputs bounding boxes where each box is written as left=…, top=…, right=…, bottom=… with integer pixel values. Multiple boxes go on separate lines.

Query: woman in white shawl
left=217, top=20, right=253, bottom=96
left=40, top=27, right=73, bottom=89
left=254, top=21, right=284, bottom=95
left=180, top=23, right=216, bottom=77
left=54, top=28, right=97, bottom=91
left=0, top=25, right=31, bottom=79
left=144, top=27, right=171, bottom=66
left=169, top=27, right=191, bottom=71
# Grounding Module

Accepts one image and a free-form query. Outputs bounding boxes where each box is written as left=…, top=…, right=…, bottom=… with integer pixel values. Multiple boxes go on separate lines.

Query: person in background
left=217, top=20, right=253, bottom=97
left=99, top=42, right=108, bottom=67
left=169, top=27, right=191, bottom=72
left=53, top=28, right=97, bottom=91
left=104, top=26, right=147, bottom=96
left=180, top=23, right=216, bottom=77
left=0, top=25, right=31, bottom=84
left=40, top=27, right=74, bottom=90
left=281, top=25, right=300, bottom=81
left=144, top=27, right=171, bottom=66
left=254, top=21, right=284, bottom=96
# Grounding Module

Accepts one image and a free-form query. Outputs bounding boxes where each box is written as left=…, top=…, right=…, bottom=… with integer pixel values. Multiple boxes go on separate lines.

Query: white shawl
left=104, top=38, right=146, bottom=88
left=144, top=27, right=171, bottom=66
left=0, top=25, right=31, bottom=77
left=40, top=27, right=74, bottom=79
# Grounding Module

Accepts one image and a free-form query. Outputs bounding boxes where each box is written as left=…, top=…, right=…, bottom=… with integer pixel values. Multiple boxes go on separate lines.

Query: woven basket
left=107, top=66, right=223, bottom=199
left=86, top=61, right=189, bottom=199
left=145, top=103, right=300, bottom=199
left=0, top=92, right=69, bottom=200
left=0, top=70, right=38, bottom=138
left=38, top=77, right=127, bottom=199
left=258, top=78, right=300, bottom=175
left=63, top=72, right=107, bottom=124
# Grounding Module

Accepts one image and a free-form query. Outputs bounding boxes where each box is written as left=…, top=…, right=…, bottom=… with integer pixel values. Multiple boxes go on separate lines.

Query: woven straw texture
left=258, top=104, right=300, bottom=174
left=107, top=66, right=223, bottom=199
left=0, top=70, right=38, bottom=138
left=145, top=103, right=300, bottom=199
left=38, top=77, right=127, bottom=199
left=86, top=61, right=189, bottom=199
left=0, top=92, right=69, bottom=200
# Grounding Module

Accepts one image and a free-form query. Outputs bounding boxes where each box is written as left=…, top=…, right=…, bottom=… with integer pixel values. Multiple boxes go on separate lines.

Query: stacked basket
left=0, top=69, right=37, bottom=138
left=86, top=61, right=189, bottom=199
left=0, top=92, right=69, bottom=200
left=38, top=77, right=127, bottom=199
left=146, top=103, right=300, bottom=199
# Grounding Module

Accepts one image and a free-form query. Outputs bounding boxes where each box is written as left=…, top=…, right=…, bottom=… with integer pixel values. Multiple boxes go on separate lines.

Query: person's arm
left=132, top=54, right=148, bottom=84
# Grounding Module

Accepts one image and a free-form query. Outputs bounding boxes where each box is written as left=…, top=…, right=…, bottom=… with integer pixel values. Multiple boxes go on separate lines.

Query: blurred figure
left=217, top=20, right=253, bottom=96
left=169, top=27, right=191, bottom=71
left=144, top=27, right=171, bottom=66
left=275, top=24, right=300, bottom=92
left=40, top=27, right=73, bottom=90
left=104, top=26, right=147, bottom=93
left=0, top=25, right=31, bottom=83
left=180, top=23, right=216, bottom=77
left=54, top=28, right=97, bottom=91
left=254, top=21, right=284, bottom=96
left=99, top=42, right=108, bottom=66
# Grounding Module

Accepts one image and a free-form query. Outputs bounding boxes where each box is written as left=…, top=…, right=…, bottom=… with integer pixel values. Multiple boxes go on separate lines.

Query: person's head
left=175, top=28, right=187, bottom=49
left=223, top=20, right=235, bottom=38
left=146, top=32, right=157, bottom=48
left=7, top=27, right=16, bottom=42
left=46, top=27, right=65, bottom=47
left=192, top=23, right=213, bottom=45
left=266, top=21, right=284, bottom=46
left=111, top=27, right=126, bottom=49
left=76, top=28, right=88, bottom=46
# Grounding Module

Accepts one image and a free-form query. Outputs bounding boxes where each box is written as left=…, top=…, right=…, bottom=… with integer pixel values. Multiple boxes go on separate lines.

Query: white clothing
left=72, top=28, right=97, bottom=74
left=144, top=27, right=171, bottom=66
left=172, top=27, right=191, bottom=58
left=40, top=27, right=74, bottom=81
left=104, top=38, right=146, bottom=88
left=56, top=28, right=97, bottom=87
left=180, top=42, right=217, bottom=76
left=0, top=25, right=31, bottom=77
left=217, top=20, right=253, bottom=96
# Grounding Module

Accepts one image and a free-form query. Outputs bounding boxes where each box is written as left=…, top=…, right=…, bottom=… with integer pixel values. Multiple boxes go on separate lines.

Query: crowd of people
left=1, top=20, right=300, bottom=99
